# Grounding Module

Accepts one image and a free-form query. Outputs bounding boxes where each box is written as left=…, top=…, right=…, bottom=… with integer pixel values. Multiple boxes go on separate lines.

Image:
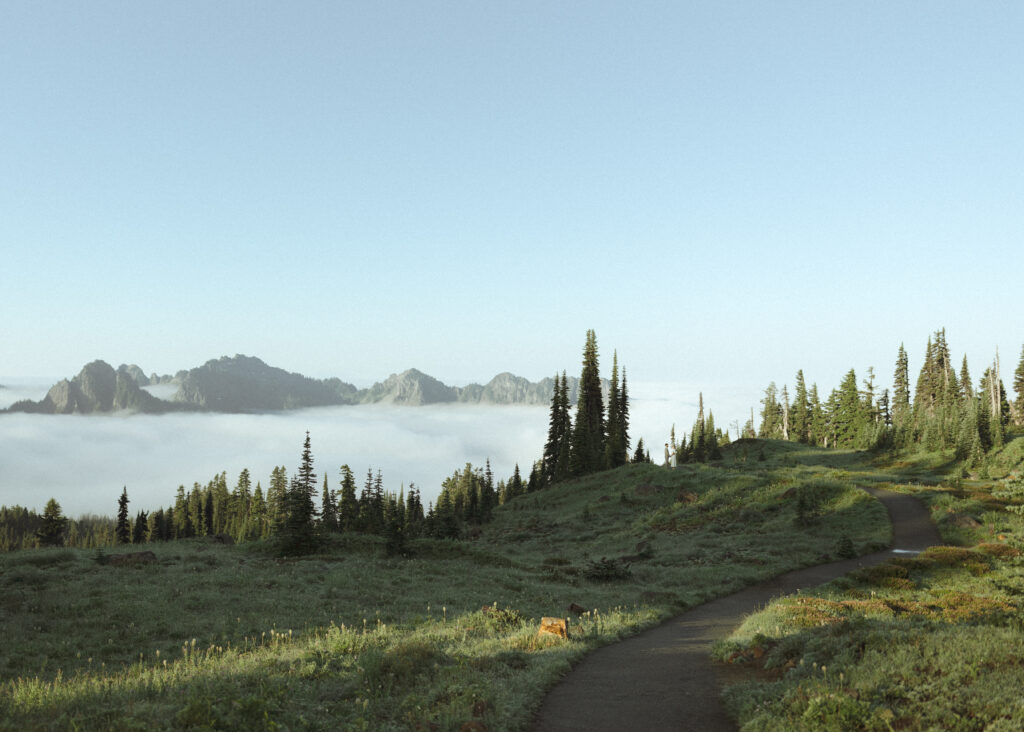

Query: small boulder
left=537, top=617, right=568, bottom=639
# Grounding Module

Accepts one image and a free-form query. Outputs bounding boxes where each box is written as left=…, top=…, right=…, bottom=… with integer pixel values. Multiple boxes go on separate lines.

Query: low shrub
left=582, top=556, right=631, bottom=582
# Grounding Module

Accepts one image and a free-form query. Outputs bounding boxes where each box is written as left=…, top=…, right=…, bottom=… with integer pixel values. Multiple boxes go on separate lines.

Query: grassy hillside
left=1, top=448, right=890, bottom=730
left=714, top=447, right=1024, bottom=731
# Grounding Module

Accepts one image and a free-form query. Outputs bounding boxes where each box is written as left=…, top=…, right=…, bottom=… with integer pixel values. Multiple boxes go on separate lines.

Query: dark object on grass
left=583, top=556, right=631, bottom=582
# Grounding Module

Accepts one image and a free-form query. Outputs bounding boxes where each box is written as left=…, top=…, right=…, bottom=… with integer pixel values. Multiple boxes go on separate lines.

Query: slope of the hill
left=0, top=447, right=890, bottom=730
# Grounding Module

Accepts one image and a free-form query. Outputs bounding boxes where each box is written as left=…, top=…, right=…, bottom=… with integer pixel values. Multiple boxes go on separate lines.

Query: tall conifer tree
left=338, top=465, right=358, bottom=531
left=809, top=384, right=825, bottom=446
left=791, top=370, right=810, bottom=443
left=276, top=432, right=320, bottom=555
left=960, top=355, right=974, bottom=402
left=569, top=330, right=605, bottom=476
left=893, top=343, right=911, bottom=418
left=1014, top=345, right=1024, bottom=425
left=132, top=511, right=148, bottom=544
left=605, top=352, right=628, bottom=468
left=115, top=487, right=130, bottom=544
left=321, top=474, right=339, bottom=532
left=618, top=367, right=630, bottom=458
left=543, top=372, right=572, bottom=482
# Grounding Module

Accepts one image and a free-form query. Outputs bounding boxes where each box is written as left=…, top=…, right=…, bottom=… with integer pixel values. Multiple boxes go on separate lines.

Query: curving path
left=532, top=488, right=942, bottom=731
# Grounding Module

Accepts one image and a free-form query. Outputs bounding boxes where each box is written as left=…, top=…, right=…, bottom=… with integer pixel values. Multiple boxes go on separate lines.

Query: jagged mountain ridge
left=4, top=356, right=599, bottom=414
left=5, top=361, right=182, bottom=414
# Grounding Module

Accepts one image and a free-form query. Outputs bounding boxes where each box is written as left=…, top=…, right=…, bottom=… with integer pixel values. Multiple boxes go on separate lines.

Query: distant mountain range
left=3, top=355, right=598, bottom=415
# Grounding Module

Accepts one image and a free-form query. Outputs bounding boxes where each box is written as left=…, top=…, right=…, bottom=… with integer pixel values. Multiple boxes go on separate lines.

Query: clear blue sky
left=3, top=2, right=1022, bottom=427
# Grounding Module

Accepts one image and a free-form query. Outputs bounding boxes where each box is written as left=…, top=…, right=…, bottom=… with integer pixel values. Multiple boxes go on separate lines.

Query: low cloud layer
left=0, top=382, right=749, bottom=517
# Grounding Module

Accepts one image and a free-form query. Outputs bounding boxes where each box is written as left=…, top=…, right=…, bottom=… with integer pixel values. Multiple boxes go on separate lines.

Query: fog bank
left=0, top=381, right=750, bottom=517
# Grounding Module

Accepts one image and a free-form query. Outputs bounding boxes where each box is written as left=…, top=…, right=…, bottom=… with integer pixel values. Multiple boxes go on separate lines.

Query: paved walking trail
left=532, top=488, right=942, bottom=731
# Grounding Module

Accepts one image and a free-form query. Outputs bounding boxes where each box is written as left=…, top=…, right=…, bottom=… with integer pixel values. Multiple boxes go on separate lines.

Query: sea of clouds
left=0, top=380, right=750, bottom=517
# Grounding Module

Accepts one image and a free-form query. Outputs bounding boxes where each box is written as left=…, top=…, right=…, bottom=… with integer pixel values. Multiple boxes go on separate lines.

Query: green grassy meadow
left=715, top=439, right=1024, bottom=731
left=1, top=447, right=890, bottom=730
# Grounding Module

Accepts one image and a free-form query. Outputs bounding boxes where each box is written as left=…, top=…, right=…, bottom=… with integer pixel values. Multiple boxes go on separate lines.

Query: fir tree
left=338, top=465, right=359, bottom=531
left=912, top=329, right=957, bottom=449
left=556, top=373, right=573, bottom=481
left=359, top=468, right=375, bottom=531
left=808, top=385, right=824, bottom=446
left=203, top=488, right=214, bottom=536
left=173, top=485, right=192, bottom=538
left=276, top=431, right=320, bottom=556
left=569, top=330, right=605, bottom=476
left=251, top=484, right=268, bottom=538
left=36, top=498, right=68, bottom=547
left=878, top=389, right=892, bottom=428
left=132, top=511, right=148, bottom=544
left=508, top=463, right=523, bottom=500
left=480, top=459, right=496, bottom=522
left=861, top=367, right=877, bottom=424
left=980, top=365, right=1007, bottom=450
left=404, top=484, right=424, bottom=535
left=1014, top=345, right=1024, bottom=425
left=267, top=466, right=288, bottom=530
left=373, top=470, right=385, bottom=528
left=693, top=393, right=707, bottom=462
left=893, top=342, right=911, bottom=422
left=147, top=509, right=166, bottom=542
left=210, top=472, right=229, bottom=535
left=618, top=367, right=630, bottom=458
left=960, top=355, right=974, bottom=402
left=115, top=487, right=130, bottom=544
left=543, top=372, right=572, bottom=482
left=633, top=437, right=647, bottom=463
left=791, top=370, right=810, bottom=443
left=321, top=474, right=339, bottom=532
left=706, top=411, right=722, bottom=460
left=780, top=385, right=791, bottom=440
left=758, top=383, right=782, bottom=438
left=232, top=469, right=253, bottom=535
left=605, top=352, right=623, bottom=468
left=527, top=460, right=543, bottom=492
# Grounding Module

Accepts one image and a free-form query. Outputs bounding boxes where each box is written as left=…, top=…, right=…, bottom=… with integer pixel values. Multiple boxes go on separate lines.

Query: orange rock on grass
left=538, top=617, right=569, bottom=639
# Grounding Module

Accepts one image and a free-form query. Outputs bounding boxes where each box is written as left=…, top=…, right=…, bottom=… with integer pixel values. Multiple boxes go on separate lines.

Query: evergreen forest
left=754, top=328, right=1021, bottom=469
